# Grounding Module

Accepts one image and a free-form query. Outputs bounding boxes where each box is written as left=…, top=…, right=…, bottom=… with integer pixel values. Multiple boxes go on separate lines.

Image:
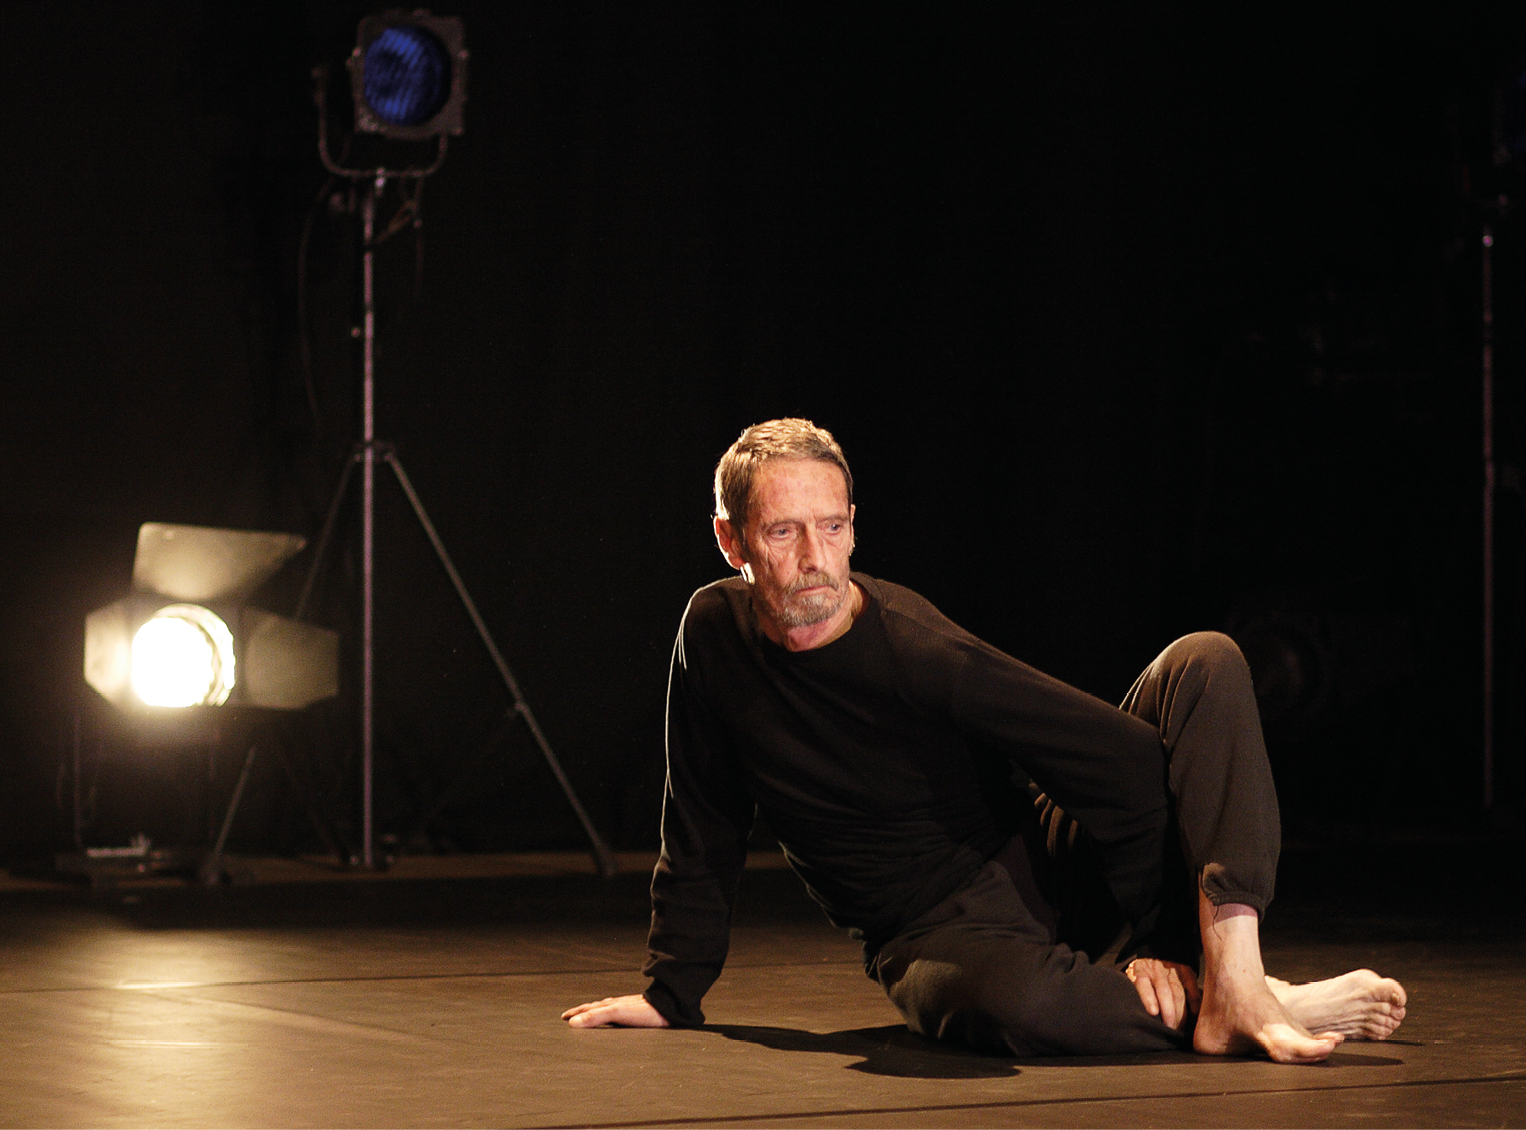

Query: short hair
left=713, top=419, right=854, bottom=546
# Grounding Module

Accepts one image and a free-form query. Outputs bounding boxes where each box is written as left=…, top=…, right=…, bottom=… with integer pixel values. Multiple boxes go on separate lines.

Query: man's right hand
left=1125, top=958, right=1201, bottom=1031
left=561, top=994, right=672, bottom=1028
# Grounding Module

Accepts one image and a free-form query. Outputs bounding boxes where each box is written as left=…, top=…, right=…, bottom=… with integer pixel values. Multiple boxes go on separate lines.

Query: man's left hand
left=1125, top=958, right=1201, bottom=1031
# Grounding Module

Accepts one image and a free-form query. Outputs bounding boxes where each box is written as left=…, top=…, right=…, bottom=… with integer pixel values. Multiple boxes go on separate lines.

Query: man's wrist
left=641, top=981, right=699, bottom=1028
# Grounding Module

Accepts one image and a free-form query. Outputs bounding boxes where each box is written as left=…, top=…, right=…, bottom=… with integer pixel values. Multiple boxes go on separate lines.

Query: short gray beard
left=772, top=576, right=848, bottom=629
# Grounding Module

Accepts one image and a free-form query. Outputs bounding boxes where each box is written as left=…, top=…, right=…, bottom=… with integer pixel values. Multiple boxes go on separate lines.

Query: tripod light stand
left=305, top=14, right=615, bottom=874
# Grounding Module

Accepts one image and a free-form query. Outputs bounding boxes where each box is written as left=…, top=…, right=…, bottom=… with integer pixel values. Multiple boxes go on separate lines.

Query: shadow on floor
left=708, top=1022, right=1022, bottom=1078
left=1010, top=1047, right=1408, bottom=1069
left=709, top=1022, right=1410, bottom=1078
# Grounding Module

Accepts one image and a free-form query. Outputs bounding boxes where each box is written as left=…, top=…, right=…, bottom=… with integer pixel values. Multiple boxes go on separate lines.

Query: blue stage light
left=363, top=26, right=450, bottom=127
left=349, top=12, right=467, bottom=141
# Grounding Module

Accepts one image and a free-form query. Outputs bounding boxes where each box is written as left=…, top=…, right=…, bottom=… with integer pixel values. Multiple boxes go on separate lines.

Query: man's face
left=718, top=458, right=855, bottom=634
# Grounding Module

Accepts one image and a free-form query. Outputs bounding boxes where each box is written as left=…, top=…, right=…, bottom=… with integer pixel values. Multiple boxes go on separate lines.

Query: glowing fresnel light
left=85, top=524, right=337, bottom=712
left=130, top=605, right=237, bottom=708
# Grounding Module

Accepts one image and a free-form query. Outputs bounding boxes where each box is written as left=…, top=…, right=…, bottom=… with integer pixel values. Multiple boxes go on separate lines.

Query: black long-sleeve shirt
left=642, top=574, right=1168, bottom=1027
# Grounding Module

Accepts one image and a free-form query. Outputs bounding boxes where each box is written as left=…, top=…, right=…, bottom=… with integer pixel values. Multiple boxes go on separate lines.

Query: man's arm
left=945, top=632, right=1170, bottom=926
left=565, top=593, right=755, bottom=1029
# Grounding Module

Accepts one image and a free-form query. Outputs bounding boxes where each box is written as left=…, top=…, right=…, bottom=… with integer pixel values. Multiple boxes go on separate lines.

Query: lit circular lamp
left=130, top=604, right=236, bottom=708
left=362, top=25, right=452, bottom=127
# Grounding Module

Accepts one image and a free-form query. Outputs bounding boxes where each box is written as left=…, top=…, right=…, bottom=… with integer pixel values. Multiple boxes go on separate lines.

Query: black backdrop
left=1, top=3, right=1522, bottom=860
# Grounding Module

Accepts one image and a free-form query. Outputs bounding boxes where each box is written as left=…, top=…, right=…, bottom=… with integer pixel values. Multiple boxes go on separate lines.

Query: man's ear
left=714, top=516, right=747, bottom=571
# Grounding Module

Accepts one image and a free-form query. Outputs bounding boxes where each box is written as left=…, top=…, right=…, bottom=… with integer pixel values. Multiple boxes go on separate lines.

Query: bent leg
left=1121, top=633, right=1406, bottom=1059
left=874, top=855, right=1186, bottom=1057
left=1120, top=631, right=1279, bottom=915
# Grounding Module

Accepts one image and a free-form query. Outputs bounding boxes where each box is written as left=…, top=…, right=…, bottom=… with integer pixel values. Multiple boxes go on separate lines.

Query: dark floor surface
left=0, top=838, right=1522, bottom=1128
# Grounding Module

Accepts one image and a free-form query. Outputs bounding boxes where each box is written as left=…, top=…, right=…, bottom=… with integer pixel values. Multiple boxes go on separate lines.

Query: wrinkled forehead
left=747, top=458, right=852, bottom=519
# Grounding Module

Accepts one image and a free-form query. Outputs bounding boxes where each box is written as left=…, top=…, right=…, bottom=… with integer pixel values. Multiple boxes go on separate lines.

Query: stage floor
left=0, top=840, right=1521, bottom=1128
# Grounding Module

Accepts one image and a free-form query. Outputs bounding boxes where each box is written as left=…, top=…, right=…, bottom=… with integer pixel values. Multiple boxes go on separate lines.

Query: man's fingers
left=1127, top=960, right=1198, bottom=1031
left=563, top=1005, right=613, bottom=1027
left=1163, top=967, right=1184, bottom=1030
left=1140, top=978, right=1161, bottom=1017
left=1147, top=965, right=1179, bottom=1029
left=1127, top=961, right=1161, bottom=1016
left=560, top=996, right=616, bottom=1021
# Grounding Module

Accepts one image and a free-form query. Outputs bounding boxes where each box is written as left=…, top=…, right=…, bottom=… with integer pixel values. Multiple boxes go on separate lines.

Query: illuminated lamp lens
left=363, top=26, right=451, bottom=127
left=131, top=605, right=236, bottom=707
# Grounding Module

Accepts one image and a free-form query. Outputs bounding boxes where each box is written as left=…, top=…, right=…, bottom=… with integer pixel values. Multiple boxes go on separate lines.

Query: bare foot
left=1195, top=969, right=1345, bottom=1062
left=1265, top=970, right=1407, bottom=1040
left=1194, top=896, right=1343, bottom=1064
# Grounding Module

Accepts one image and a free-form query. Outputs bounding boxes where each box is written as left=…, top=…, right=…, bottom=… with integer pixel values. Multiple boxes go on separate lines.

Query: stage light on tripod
left=130, top=605, right=236, bottom=708
left=85, top=524, right=338, bottom=712
left=349, top=11, right=467, bottom=140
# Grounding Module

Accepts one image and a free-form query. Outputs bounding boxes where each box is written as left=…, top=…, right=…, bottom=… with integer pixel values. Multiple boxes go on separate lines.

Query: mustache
left=785, top=572, right=842, bottom=597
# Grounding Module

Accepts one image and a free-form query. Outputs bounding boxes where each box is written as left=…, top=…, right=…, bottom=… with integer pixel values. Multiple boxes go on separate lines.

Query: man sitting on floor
left=563, top=419, right=1406, bottom=1062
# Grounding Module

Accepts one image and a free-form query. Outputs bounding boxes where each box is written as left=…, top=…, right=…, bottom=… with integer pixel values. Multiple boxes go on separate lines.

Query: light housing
left=85, top=524, right=339, bottom=712
left=347, top=10, right=467, bottom=140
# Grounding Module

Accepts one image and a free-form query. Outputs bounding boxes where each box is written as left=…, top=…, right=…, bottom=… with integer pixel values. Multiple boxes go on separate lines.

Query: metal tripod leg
left=383, top=449, right=617, bottom=878
left=296, top=451, right=358, bottom=622
left=200, top=744, right=259, bottom=885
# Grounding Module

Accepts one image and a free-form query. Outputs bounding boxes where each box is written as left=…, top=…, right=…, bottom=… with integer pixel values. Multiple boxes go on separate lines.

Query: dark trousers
left=871, top=632, right=1280, bottom=1057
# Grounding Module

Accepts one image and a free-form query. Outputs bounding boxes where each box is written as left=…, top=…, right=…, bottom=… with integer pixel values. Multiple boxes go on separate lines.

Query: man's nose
left=798, top=527, right=823, bottom=569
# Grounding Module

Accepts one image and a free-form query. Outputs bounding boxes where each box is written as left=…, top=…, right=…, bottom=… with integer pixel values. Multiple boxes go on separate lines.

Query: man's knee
left=1157, top=631, right=1255, bottom=701
left=1164, top=630, right=1247, bottom=674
